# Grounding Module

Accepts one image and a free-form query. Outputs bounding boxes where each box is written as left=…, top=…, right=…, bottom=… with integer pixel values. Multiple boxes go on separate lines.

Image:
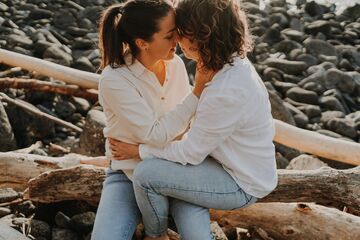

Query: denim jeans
left=133, top=157, right=258, bottom=238
left=91, top=168, right=213, bottom=240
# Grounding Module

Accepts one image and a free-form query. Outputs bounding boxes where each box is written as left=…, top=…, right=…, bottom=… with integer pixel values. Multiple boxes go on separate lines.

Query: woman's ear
left=135, top=38, right=149, bottom=51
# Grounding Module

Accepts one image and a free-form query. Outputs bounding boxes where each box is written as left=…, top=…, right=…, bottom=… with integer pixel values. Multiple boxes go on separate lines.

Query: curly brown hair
left=176, top=0, right=253, bottom=71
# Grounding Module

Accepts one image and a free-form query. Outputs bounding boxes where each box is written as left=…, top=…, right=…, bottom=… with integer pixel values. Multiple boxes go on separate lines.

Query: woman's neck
left=136, top=53, right=166, bottom=86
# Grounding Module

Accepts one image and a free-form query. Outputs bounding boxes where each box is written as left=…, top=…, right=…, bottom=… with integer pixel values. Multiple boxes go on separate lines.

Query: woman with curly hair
left=91, top=0, right=216, bottom=239
left=109, top=0, right=278, bottom=239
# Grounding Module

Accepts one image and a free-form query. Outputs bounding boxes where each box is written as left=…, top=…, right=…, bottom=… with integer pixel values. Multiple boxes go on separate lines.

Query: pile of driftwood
left=1, top=49, right=360, bottom=240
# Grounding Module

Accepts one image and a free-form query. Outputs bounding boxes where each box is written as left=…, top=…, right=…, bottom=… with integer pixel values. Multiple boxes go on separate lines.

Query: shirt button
left=161, top=97, right=165, bottom=100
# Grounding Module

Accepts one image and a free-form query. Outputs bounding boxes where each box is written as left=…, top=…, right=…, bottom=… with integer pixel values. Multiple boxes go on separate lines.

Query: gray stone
left=52, top=228, right=78, bottom=240
left=275, top=152, right=289, bottom=169
left=342, top=4, right=360, bottom=20
left=324, top=68, right=355, bottom=93
left=295, top=54, right=318, bottom=67
left=55, top=211, right=71, bottom=228
left=273, top=40, right=302, bottom=54
left=268, top=90, right=295, bottom=125
left=281, top=28, right=305, bottom=42
left=43, top=46, right=73, bottom=66
left=72, top=38, right=93, bottom=50
left=326, top=118, right=357, bottom=139
left=54, top=98, right=77, bottom=118
left=0, top=188, right=19, bottom=204
left=0, top=3, right=9, bottom=12
left=286, top=87, right=318, bottom=105
left=71, top=97, right=91, bottom=115
left=53, top=9, right=77, bottom=29
left=319, top=96, right=346, bottom=113
left=0, top=221, right=31, bottom=240
left=307, top=62, right=335, bottom=75
left=297, top=105, right=321, bottom=119
left=304, top=1, right=324, bottom=17
left=7, top=34, right=33, bottom=49
left=72, top=56, right=96, bottom=72
left=293, top=112, right=309, bottom=128
left=287, top=154, right=327, bottom=170
left=303, top=82, right=325, bottom=94
left=269, top=12, right=289, bottom=29
left=0, top=101, right=17, bottom=151
left=70, top=211, right=95, bottom=233
left=318, top=55, right=338, bottom=65
left=316, top=129, right=344, bottom=139
left=30, top=219, right=51, bottom=240
left=29, top=8, right=53, bottom=20
left=0, top=207, right=11, bottom=218
left=66, top=26, right=88, bottom=37
left=78, top=110, right=106, bottom=156
left=264, top=58, right=307, bottom=75
left=320, top=111, right=345, bottom=125
left=304, top=20, right=331, bottom=36
left=303, top=39, right=337, bottom=57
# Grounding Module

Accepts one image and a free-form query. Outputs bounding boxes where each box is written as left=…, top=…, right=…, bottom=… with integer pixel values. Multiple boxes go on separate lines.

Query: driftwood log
left=210, top=202, right=360, bottom=240
left=21, top=165, right=360, bottom=214
left=0, top=77, right=98, bottom=102
left=0, top=152, right=107, bottom=190
left=1, top=48, right=360, bottom=165
left=0, top=48, right=98, bottom=89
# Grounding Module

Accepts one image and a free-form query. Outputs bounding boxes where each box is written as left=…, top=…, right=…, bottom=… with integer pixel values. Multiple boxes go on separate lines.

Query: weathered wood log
left=0, top=77, right=98, bottom=102
left=1, top=49, right=360, bottom=165
left=23, top=165, right=360, bottom=214
left=0, top=48, right=99, bottom=89
left=0, top=92, right=82, bottom=133
left=274, top=119, right=360, bottom=166
left=0, top=222, right=31, bottom=240
left=0, top=152, right=107, bottom=190
left=210, top=202, right=360, bottom=240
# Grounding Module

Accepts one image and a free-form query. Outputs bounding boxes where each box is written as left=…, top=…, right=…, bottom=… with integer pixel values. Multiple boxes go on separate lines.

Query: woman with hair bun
left=109, top=0, right=278, bottom=239
left=91, top=0, right=215, bottom=239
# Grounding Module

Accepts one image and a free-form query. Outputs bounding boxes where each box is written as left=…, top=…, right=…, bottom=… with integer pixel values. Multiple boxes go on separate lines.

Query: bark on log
left=0, top=48, right=99, bottom=89
left=0, top=152, right=107, bottom=190
left=210, top=202, right=360, bottom=240
left=23, top=165, right=360, bottom=213
left=1, top=49, right=360, bottom=165
left=0, top=77, right=98, bottom=102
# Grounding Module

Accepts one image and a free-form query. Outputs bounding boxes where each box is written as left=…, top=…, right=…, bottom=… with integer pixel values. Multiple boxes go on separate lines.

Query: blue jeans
left=91, top=168, right=213, bottom=240
left=133, top=157, right=258, bottom=237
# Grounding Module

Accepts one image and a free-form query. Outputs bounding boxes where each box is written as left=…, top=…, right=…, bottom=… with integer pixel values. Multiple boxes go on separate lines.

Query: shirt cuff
left=139, top=144, right=154, bottom=160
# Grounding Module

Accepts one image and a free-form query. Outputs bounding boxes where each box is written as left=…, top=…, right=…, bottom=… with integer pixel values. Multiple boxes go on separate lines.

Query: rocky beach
left=1, top=0, right=360, bottom=239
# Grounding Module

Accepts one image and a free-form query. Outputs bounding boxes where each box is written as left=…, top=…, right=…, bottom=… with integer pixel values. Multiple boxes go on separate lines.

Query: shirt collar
left=204, top=53, right=242, bottom=86
left=125, top=54, right=147, bottom=78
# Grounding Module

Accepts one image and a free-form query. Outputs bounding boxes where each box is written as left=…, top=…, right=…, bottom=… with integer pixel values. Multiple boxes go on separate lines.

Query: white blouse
left=140, top=56, right=278, bottom=198
left=98, top=54, right=198, bottom=178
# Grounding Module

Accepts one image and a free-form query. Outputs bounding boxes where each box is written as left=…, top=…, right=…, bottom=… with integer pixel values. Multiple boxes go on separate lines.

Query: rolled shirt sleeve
left=100, top=75, right=198, bottom=146
left=139, top=88, right=246, bottom=164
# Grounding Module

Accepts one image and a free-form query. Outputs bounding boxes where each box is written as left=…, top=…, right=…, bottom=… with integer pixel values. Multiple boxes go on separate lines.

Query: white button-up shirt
left=140, top=56, right=278, bottom=198
left=98, top=55, right=198, bottom=178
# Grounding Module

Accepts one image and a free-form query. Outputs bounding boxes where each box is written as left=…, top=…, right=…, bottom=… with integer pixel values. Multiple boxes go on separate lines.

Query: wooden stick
left=0, top=77, right=98, bottom=102
left=274, top=119, right=360, bottom=166
left=0, top=92, right=82, bottom=133
left=0, top=48, right=99, bottom=89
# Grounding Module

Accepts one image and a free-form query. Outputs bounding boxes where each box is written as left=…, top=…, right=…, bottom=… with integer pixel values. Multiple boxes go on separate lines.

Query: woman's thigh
left=91, top=169, right=141, bottom=240
left=133, top=158, right=257, bottom=210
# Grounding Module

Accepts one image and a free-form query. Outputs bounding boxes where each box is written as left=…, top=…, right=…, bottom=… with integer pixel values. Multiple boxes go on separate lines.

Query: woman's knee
left=133, top=158, right=165, bottom=188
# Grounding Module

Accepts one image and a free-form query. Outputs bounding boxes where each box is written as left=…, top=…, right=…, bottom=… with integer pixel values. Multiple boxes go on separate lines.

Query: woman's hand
left=108, top=138, right=140, bottom=160
left=193, top=63, right=217, bottom=98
